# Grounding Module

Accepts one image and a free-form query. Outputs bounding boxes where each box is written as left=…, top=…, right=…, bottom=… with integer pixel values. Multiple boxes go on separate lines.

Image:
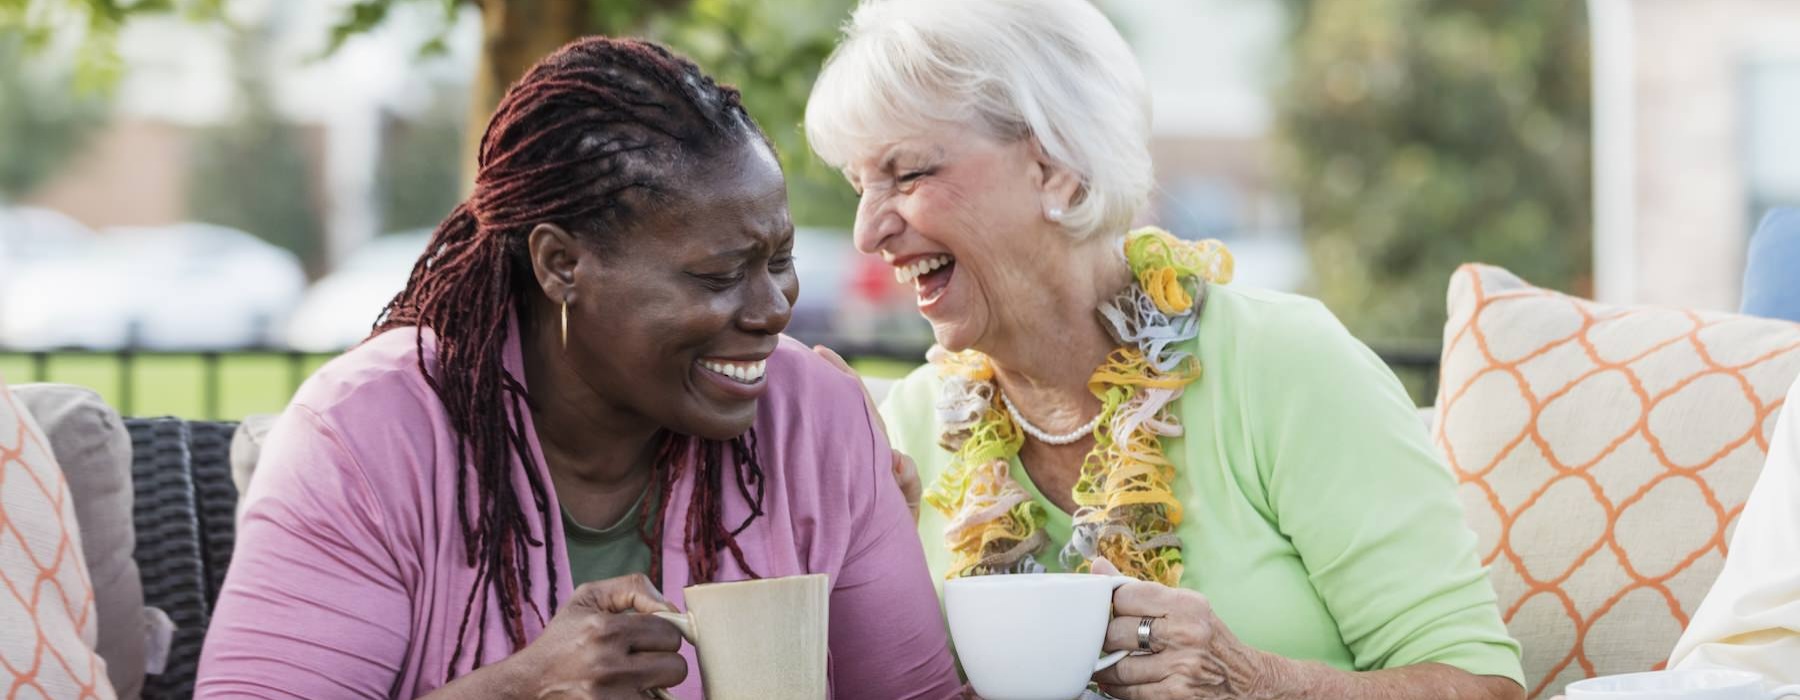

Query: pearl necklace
left=1000, top=392, right=1102, bottom=446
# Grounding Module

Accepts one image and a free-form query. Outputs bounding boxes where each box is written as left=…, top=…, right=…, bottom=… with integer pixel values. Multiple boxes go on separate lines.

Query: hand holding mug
left=1090, top=558, right=1280, bottom=700
left=508, top=574, right=688, bottom=699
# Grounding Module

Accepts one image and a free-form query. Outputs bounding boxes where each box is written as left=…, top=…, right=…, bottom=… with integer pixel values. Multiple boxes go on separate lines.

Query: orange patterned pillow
left=0, top=374, right=116, bottom=699
left=1435, top=265, right=1800, bottom=698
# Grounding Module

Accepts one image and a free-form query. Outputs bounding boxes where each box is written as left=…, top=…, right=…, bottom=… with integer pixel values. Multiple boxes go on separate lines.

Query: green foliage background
left=1273, top=0, right=1593, bottom=340
left=0, top=30, right=110, bottom=200
left=6, top=0, right=1598, bottom=341
left=312, top=0, right=862, bottom=228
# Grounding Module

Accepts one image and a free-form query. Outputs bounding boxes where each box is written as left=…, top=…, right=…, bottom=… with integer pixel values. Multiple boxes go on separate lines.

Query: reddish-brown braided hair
left=374, top=37, right=770, bottom=677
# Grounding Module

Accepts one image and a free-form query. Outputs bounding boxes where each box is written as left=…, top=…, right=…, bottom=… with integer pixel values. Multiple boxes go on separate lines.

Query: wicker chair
left=127, top=418, right=241, bottom=700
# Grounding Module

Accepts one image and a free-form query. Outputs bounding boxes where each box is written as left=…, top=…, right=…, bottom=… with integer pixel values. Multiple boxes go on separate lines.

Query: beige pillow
left=15, top=384, right=146, bottom=699
left=229, top=413, right=277, bottom=525
left=0, top=377, right=119, bottom=699
left=1436, top=264, right=1800, bottom=697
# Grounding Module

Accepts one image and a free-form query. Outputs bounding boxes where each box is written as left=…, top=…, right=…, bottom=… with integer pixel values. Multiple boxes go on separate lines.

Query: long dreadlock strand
left=373, top=37, right=775, bottom=680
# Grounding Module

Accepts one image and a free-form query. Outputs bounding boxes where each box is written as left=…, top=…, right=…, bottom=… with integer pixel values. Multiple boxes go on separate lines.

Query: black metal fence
left=1, top=348, right=331, bottom=420
left=1, top=340, right=1444, bottom=419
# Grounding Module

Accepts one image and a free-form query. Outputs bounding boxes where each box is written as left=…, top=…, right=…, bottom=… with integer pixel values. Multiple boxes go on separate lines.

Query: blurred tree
left=186, top=26, right=325, bottom=272
left=0, top=30, right=110, bottom=200
left=378, top=91, right=466, bottom=234
left=1272, top=0, right=1592, bottom=341
left=653, top=0, right=855, bottom=226
left=2, top=0, right=856, bottom=225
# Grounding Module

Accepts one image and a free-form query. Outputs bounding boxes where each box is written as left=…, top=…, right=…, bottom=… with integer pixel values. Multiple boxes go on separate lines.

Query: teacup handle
left=646, top=612, right=697, bottom=700
left=652, top=611, right=696, bottom=643
left=1094, top=576, right=1142, bottom=673
left=1768, top=686, right=1800, bottom=699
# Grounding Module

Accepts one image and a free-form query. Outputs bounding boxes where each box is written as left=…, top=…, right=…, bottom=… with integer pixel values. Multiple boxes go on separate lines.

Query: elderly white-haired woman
left=805, top=1, right=1526, bottom=698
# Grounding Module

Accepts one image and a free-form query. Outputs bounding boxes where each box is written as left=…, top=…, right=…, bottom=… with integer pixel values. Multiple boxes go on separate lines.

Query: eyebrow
left=696, top=225, right=793, bottom=263
left=849, top=144, right=936, bottom=186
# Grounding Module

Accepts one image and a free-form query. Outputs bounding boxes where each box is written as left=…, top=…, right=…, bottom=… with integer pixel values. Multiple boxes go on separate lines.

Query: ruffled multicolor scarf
left=923, top=228, right=1233, bottom=585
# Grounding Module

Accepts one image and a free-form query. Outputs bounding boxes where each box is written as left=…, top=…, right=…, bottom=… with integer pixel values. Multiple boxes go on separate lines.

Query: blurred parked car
left=786, top=227, right=930, bottom=355
left=0, top=207, right=113, bottom=347
left=285, top=227, right=928, bottom=355
left=0, top=221, right=307, bottom=350
left=284, top=230, right=431, bottom=352
left=785, top=227, right=851, bottom=342
left=0, top=206, right=97, bottom=268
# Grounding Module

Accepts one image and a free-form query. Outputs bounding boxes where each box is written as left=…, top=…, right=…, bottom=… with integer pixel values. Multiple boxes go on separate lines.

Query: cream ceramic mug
left=646, top=573, right=829, bottom=700
left=944, top=573, right=1138, bottom=700
left=1565, top=670, right=1800, bottom=700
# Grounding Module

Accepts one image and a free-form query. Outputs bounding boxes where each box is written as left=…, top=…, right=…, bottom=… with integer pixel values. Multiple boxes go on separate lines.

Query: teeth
left=894, top=254, right=953, bottom=284
left=701, top=358, right=768, bottom=384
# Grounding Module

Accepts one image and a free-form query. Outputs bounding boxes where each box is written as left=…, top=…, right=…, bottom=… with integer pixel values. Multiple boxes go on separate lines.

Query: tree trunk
left=459, top=0, right=695, bottom=192
left=462, top=0, right=588, bottom=192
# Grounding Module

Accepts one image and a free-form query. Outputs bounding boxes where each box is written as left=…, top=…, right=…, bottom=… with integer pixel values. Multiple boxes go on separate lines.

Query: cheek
left=905, top=189, right=1011, bottom=275
left=583, top=281, right=719, bottom=362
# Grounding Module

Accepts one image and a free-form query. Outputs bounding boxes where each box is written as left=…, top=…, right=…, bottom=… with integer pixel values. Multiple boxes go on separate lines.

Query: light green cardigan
left=880, top=284, right=1525, bottom=684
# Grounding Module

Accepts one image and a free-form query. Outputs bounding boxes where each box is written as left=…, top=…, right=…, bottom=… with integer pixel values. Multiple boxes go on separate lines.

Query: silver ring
left=1136, top=616, right=1155, bottom=652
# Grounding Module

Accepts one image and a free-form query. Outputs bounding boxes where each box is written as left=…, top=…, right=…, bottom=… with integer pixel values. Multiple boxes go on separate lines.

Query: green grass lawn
left=0, top=351, right=923, bottom=420
left=1, top=353, right=337, bottom=420
left=0, top=350, right=1436, bottom=419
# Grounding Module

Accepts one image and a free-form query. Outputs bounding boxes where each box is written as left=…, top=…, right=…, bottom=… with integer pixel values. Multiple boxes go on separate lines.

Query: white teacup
left=1565, top=670, right=1800, bottom=699
left=944, top=573, right=1137, bottom=700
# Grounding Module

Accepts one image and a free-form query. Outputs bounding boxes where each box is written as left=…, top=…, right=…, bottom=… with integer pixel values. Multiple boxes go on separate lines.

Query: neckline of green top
left=561, top=483, right=656, bottom=544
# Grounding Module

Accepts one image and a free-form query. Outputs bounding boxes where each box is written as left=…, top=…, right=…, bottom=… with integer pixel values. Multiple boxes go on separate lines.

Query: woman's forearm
left=420, top=656, right=531, bottom=700
left=1263, top=656, right=1523, bottom=700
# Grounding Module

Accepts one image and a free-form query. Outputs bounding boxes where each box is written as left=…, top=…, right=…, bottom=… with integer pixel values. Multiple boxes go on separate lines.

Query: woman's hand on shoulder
left=813, top=344, right=923, bottom=522
left=503, top=574, right=688, bottom=699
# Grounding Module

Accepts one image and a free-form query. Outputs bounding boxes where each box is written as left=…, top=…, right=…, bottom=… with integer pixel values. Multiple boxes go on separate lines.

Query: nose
left=852, top=192, right=904, bottom=256
left=740, top=265, right=795, bottom=336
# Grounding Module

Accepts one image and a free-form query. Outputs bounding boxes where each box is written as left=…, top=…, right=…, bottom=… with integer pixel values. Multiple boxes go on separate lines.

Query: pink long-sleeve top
left=194, top=325, right=961, bottom=699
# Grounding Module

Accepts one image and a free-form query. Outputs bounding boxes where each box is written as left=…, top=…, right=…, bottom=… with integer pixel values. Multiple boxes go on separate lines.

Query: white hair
left=805, top=0, right=1153, bottom=241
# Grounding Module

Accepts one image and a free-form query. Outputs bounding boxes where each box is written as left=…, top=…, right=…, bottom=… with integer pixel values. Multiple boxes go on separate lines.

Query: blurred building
left=20, top=2, right=477, bottom=270
left=1101, top=0, right=1305, bottom=293
left=1591, top=0, right=1800, bottom=310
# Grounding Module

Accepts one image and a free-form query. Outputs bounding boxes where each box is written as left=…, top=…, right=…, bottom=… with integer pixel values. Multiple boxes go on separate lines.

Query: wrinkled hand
left=1091, top=559, right=1282, bottom=700
left=511, top=574, right=688, bottom=699
left=813, top=344, right=923, bottom=522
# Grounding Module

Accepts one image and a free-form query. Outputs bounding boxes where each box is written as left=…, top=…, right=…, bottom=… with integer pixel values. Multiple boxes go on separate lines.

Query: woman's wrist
left=1236, top=655, right=1522, bottom=700
left=427, top=651, right=538, bottom=700
left=1244, top=651, right=1340, bottom=700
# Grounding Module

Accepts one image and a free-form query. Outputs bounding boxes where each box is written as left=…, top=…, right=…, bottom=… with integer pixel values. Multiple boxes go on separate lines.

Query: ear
left=526, top=223, right=583, bottom=304
left=1027, top=137, right=1083, bottom=221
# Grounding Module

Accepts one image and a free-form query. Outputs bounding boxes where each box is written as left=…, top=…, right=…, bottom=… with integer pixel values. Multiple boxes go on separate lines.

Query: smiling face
left=549, top=140, right=797, bottom=441
left=841, top=124, right=1080, bottom=353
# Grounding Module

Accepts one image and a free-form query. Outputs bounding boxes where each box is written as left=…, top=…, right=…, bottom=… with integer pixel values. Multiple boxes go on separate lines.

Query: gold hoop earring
left=561, top=301, right=569, bottom=349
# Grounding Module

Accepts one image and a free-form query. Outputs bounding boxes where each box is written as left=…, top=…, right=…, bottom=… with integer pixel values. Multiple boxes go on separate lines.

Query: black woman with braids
left=196, top=37, right=960, bottom=699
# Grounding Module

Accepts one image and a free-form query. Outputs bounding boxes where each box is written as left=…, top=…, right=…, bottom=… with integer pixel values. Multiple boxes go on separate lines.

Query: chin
left=683, top=404, right=760, bottom=442
left=928, top=319, right=980, bottom=353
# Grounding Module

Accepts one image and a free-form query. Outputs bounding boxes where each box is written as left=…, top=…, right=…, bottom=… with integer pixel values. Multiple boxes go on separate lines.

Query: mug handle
left=1094, top=576, right=1143, bottom=673
left=1768, top=686, right=1800, bottom=699
left=652, top=610, right=697, bottom=643
left=646, top=612, right=697, bottom=700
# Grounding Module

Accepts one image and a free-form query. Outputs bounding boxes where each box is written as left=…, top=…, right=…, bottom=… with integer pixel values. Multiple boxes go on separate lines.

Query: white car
left=1, top=222, right=307, bottom=350
left=0, top=207, right=114, bottom=347
left=0, top=206, right=96, bottom=265
left=283, top=231, right=431, bottom=352
left=283, top=227, right=930, bottom=354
